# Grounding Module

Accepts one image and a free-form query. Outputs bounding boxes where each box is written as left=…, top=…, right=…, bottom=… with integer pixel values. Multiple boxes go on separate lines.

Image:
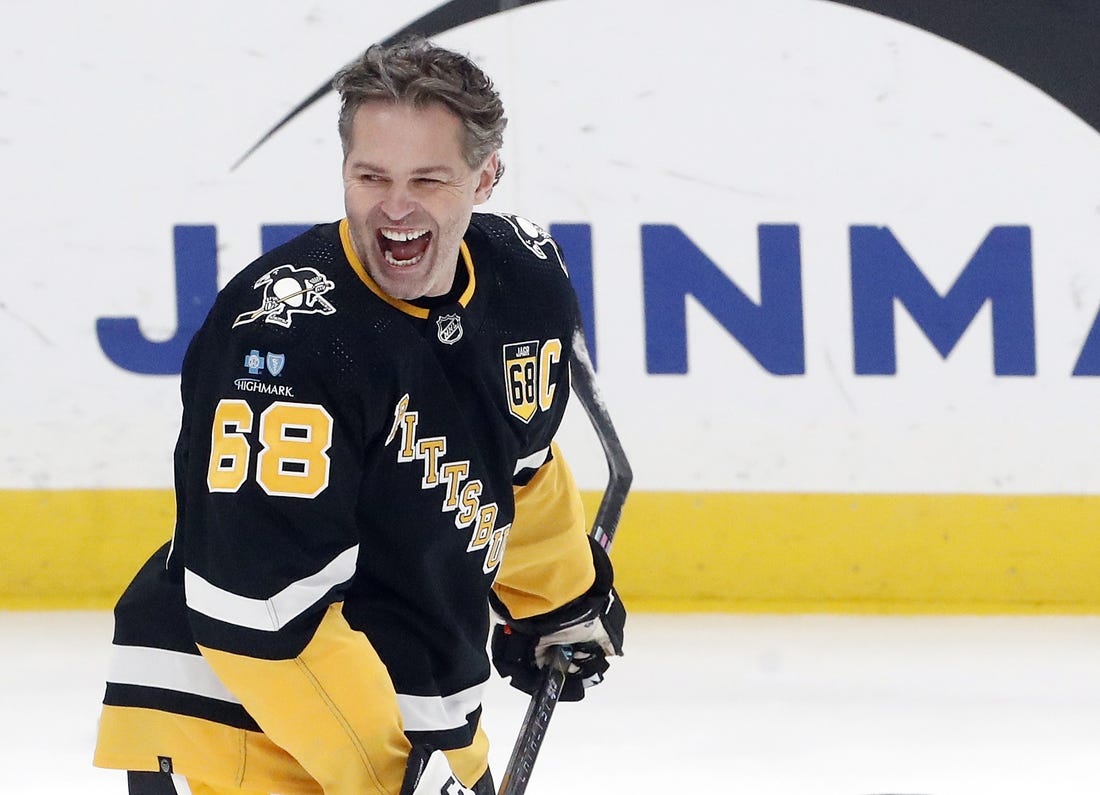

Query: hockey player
left=93, top=37, right=625, bottom=795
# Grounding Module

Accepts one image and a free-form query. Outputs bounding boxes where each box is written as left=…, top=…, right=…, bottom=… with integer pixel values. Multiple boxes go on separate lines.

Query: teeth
left=380, top=228, right=429, bottom=242
left=383, top=250, right=423, bottom=267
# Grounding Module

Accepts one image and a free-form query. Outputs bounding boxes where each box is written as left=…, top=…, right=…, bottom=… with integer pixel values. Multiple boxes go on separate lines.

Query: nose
left=380, top=183, right=416, bottom=222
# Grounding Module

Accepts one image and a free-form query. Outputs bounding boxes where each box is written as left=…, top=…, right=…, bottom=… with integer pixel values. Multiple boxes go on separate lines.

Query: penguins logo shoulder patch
left=233, top=264, right=336, bottom=328
left=496, top=213, right=564, bottom=269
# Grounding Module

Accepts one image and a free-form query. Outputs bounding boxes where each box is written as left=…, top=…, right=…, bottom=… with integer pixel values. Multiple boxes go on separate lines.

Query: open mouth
left=378, top=227, right=432, bottom=267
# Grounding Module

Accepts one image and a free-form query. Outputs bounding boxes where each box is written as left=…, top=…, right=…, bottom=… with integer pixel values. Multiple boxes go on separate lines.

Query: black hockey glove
left=490, top=536, right=625, bottom=702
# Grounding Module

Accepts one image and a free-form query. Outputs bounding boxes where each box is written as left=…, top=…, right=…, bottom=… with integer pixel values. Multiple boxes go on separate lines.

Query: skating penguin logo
left=233, top=264, right=336, bottom=329
left=497, top=213, right=562, bottom=265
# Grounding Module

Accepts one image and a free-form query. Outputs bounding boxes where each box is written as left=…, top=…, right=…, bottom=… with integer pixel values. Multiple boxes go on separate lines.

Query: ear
left=472, top=152, right=500, bottom=204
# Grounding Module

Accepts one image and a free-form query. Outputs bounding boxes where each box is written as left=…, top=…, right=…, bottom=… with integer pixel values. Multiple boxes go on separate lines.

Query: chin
left=384, top=272, right=433, bottom=301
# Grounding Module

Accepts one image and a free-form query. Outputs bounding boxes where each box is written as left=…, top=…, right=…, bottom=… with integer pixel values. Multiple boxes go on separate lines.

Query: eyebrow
left=348, top=160, right=456, bottom=176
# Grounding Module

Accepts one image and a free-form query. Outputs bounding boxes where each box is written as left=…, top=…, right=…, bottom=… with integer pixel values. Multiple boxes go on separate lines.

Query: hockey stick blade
left=497, top=326, right=633, bottom=795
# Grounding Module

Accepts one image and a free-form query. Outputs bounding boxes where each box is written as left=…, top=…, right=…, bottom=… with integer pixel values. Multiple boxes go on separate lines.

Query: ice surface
left=3, top=611, right=1099, bottom=794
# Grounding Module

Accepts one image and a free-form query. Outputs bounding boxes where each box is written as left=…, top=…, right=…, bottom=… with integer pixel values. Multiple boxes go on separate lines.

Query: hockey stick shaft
left=495, top=646, right=572, bottom=794
left=565, top=329, right=633, bottom=552
left=496, top=327, right=633, bottom=795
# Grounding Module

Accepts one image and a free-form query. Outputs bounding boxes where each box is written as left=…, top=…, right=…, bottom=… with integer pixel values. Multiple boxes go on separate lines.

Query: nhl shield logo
left=436, top=313, right=463, bottom=345
left=503, top=340, right=540, bottom=423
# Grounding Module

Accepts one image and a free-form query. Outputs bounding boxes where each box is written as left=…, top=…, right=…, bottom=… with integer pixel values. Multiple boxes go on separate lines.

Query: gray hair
left=334, top=37, right=507, bottom=185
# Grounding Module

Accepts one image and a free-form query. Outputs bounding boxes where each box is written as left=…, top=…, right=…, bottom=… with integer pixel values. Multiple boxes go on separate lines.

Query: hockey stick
left=496, top=326, right=633, bottom=795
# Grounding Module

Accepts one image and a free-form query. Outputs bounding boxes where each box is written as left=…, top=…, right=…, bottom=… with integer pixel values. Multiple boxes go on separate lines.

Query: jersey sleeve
left=493, top=442, right=594, bottom=619
left=491, top=225, right=596, bottom=619
left=174, top=260, right=411, bottom=794
left=178, top=316, right=364, bottom=659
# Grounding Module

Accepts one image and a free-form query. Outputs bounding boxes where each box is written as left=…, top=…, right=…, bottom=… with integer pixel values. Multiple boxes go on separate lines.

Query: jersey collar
left=339, top=218, right=476, bottom=319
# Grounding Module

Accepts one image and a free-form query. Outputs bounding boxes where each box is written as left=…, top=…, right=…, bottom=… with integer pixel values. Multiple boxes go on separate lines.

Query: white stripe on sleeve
left=396, top=679, right=487, bottom=732
left=184, top=544, right=358, bottom=631
left=513, top=446, right=550, bottom=476
left=108, top=644, right=240, bottom=704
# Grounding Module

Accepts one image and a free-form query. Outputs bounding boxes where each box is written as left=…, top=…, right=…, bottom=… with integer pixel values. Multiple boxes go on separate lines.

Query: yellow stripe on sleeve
left=494, top=443, right=594, bottom=619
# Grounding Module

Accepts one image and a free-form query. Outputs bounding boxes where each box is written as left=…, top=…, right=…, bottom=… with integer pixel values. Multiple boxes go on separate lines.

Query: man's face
left=342, top=101, right=497, bottom=300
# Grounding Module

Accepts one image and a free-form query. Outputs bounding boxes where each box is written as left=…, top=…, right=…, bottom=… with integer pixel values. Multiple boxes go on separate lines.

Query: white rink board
left=2, top=0, right=1100, bottom=494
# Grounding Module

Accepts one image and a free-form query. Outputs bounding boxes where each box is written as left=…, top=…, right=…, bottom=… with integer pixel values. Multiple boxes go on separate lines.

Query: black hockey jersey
left=94, top=214, right=595, bottom=794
